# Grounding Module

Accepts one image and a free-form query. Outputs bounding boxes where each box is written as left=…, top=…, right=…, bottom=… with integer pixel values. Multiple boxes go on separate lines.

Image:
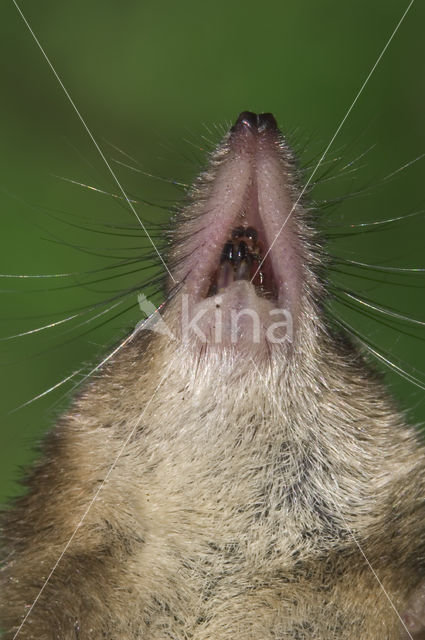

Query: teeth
left=235, top=261, right=250, bottom=281
left=234, top=240, right=248, bottom=264
left=217, top=261, right=234, bottom=291
left=220, top=241, right=234, bottom=264
left=217, top=258, right=251, bottom=290
left=210, top=227, right=270, bottom=297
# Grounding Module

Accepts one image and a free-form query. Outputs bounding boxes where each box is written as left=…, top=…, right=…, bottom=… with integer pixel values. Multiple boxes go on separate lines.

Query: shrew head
left=166, top=112, right=319, bottom=354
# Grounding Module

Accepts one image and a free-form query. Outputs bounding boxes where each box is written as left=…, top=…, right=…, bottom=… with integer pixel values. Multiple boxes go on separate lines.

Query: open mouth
left=187, top=111, right=291, bottom=308
left=169, top=111, right=303, bottom=347
left=207, top=223, right=276, bottom=300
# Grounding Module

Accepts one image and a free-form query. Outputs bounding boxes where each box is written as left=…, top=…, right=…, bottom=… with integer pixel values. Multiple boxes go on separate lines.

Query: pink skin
left=170, top=112, right=303, bottom=348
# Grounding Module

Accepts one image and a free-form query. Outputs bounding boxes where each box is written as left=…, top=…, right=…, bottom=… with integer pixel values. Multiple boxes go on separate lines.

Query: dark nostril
left=258, top=113, right=278, bottom=132
left=232, top=111, right=278, bottom=134
left=232, top=111, right=258, bottom=132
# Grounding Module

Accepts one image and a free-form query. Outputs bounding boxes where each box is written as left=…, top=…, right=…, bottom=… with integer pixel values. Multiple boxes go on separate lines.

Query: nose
left=231, top=111, right=278, bottom=134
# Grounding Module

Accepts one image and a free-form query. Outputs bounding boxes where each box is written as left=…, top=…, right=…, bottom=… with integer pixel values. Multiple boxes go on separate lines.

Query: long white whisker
left=332, top=316, right=425, bottom=391
left=8, top=368, right=84, bottom=414
left=8, top=301, right=167, bottom=415
left=381, top=152, right=425, bottom=181
left=111, top=157, right=188, bottom=188
left=251, top=0, right=415, bottom=284
left=0, top=313, right=80, bottom=340
left=52, top=175, right=140, bottom=203
left=333, top=258, right=425, bottom=273
left=12, top=0, right=175, bottom=283
left=337, top=289, right=425, bottom=326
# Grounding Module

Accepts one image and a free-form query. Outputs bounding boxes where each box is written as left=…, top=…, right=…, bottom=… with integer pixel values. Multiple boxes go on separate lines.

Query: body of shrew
left=1, top=112, right=425, bottom=639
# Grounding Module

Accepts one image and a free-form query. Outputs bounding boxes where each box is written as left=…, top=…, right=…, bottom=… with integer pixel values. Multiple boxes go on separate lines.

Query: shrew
left=1, top=112, right=425, bottom=639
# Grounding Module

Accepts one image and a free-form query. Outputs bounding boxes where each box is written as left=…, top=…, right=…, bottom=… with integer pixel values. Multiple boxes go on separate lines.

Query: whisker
left=331, top=315, right=425, bottom=391
left=312, top=163, right=367, bottom=186
left=329, top=266, right=424, bottom=289
left=330, top=287, right=425, bottom=327
left=0, top=269, right=163, bottom=340
left=49, top=211, right=166, bottom=233
left=330, top=290, right=423, bottom=343
left=0, top=313, right=80, bottom=340
left=331, top=258, right=425, bottom=274
left=42, top=235, right=161, bottom=261
left=8, top=287, right=173, bottom=415
left=338, top=144, right=376, bottom=172
left=52, top=174, right=172, bottom=212
left=111, top=158, right=188, bottom=188
left=323, top=209, right=424, bottom=231
left=8, top=368, right=85, bottom=414
left=381, top=153, right=425, bottom=182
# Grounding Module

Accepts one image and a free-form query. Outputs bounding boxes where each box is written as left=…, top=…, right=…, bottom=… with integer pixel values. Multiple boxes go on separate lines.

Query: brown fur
left=1, top=119, right=425, bottom=639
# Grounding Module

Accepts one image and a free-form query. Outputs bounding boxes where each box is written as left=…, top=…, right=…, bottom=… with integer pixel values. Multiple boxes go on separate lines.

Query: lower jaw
left=175, top=280, right=293, bottom=352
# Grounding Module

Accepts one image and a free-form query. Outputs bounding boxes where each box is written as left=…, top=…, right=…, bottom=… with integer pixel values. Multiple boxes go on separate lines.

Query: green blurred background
left=0, top=0, right=424, bottom=502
